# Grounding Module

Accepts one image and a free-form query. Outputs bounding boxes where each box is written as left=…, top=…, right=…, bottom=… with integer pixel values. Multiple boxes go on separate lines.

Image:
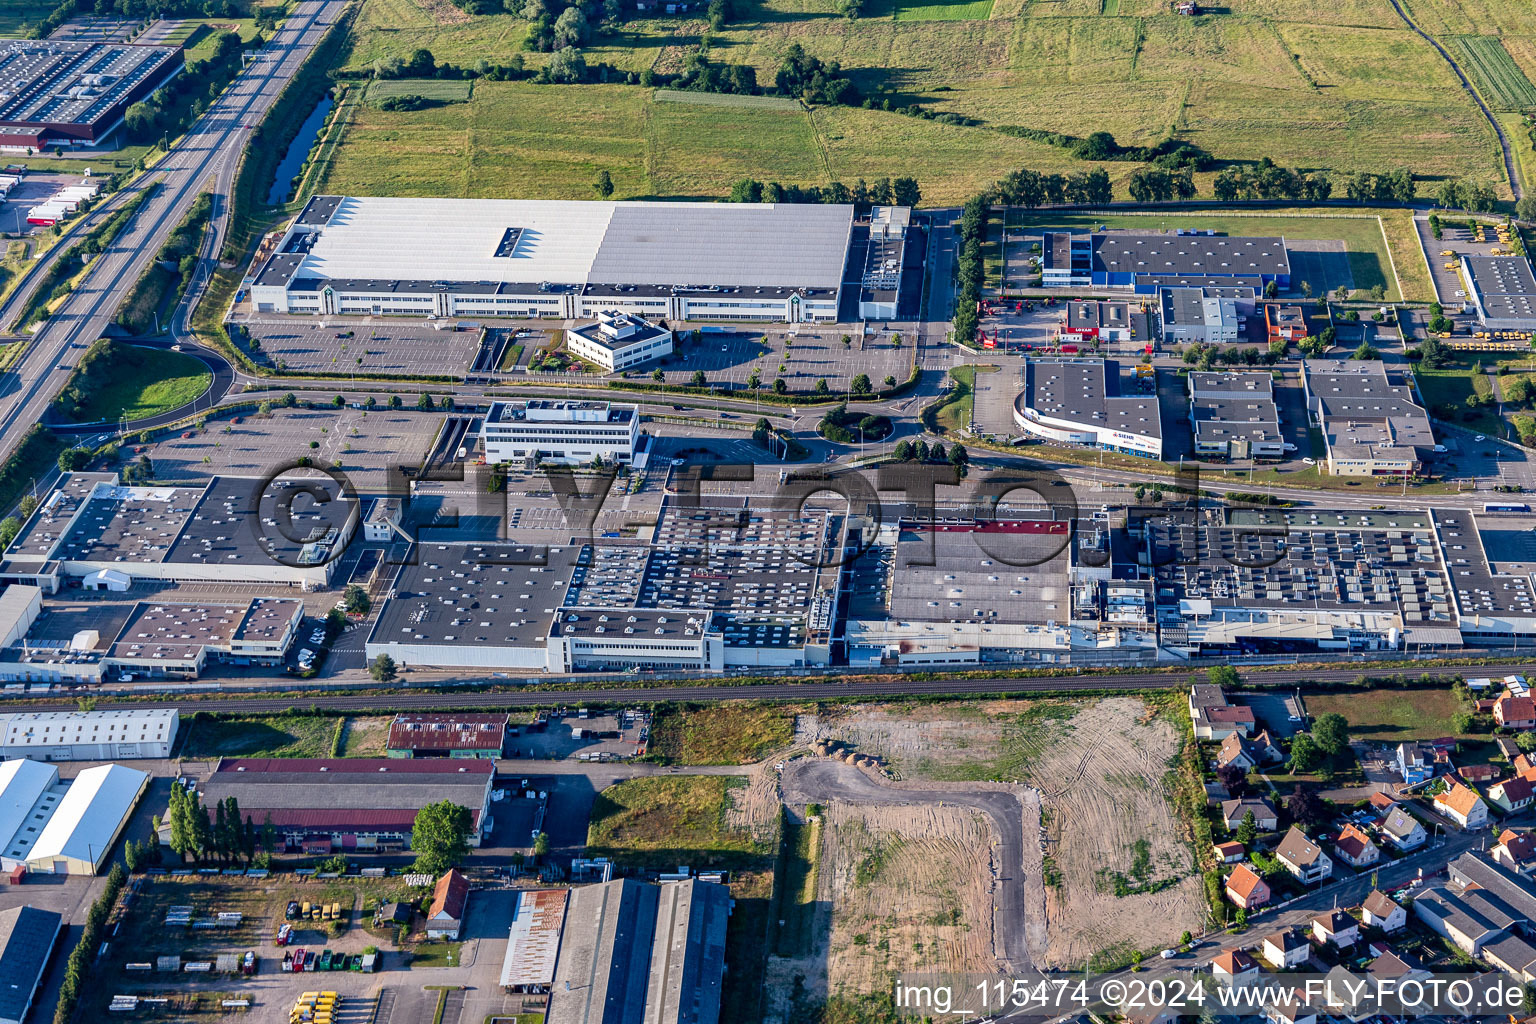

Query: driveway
left=780, top=759, right=1038, bottom=971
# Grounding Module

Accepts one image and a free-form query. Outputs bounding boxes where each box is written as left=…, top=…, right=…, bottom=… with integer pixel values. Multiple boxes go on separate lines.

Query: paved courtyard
left=240, top=320, right=487, bottom=378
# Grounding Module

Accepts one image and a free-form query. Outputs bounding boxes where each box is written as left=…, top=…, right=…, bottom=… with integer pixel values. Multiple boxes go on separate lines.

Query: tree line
left=727, top=176, right=920, bottom=209
left=125, top=30, right=252, bottom=145
left=163, top=781, right=277, bottom=865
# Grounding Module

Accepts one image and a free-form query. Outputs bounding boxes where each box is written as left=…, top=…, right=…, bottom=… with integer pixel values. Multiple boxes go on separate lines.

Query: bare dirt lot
left=797, top=697, right=1205, bottom=969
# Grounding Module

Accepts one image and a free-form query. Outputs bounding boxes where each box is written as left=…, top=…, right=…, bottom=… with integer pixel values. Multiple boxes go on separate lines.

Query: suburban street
left=0, top=0, right=346, bottom=457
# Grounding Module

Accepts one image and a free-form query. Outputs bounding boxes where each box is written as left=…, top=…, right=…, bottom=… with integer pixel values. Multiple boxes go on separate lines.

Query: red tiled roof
left=1495, top=776, right=1536, bottom=803
left=244, top=808, right=482, bottom=830
left=1436, top=782, right=1483, bottom=817
left=1208, top=707, right=1256, bottom=724
left=1213, top=949, right=1257, bottom=974
left=1227, top=864, right=1266, bottom=900
left=1497, top=695, right=1536, bottom=723
left=429, top=868, right=469, bottom=922
left=1336, top=824, right=1375, bottom=860
left=1501, top=830, right=1536, bottom=861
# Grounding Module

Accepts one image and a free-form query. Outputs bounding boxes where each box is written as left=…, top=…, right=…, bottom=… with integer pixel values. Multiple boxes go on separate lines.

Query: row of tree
left=991, top=167, right=1112, bottom=208
left=125, top=30, right=250, bottom=144
left=727, top=176, right=921, bottom=209
left=164, top=782, right=276, bottom=865
left=1214, top=160, right=1335, bottom=202
left=951, top=195, right=988, bottom=346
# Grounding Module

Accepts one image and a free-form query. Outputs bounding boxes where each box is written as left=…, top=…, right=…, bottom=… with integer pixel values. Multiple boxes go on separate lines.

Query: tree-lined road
left=0, top=0, right=346, bottom=456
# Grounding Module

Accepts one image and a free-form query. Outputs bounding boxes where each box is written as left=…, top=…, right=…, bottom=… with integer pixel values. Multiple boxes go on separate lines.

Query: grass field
left=0, top=1, right=52, bottom=34
left=70, top=348, right=209, bottom=422
left=181, top=714, right=342, bottom=758
left=324, top=0, right=1518, bottom=206
left=648, top=704, right=796, bottom=764
left=586, top=776, right=775, bottom=868
left=1005, top=207, right=1430, bottom=301
left=1305, top=687, right=1469, bottom=743
left=69, top=348, right=210, bottom=424
left=1415, top=364, right=1505, bottom=436
left=654, top=88, right=802, bottom=110
left=365, top=77, right=473, bottom=102
left=1452, top=36, right=1536, bottom=110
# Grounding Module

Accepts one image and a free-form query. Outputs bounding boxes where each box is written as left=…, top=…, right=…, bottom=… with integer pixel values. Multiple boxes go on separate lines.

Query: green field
left=1452, top=36, right=1536, bottom=110
left=1414, top=364, right=1505, bottom=436
left=1305, top=687, right=1470, bottom=743
left=1006, top=208, right=1430, bottom=301
left=365, top=77, right=473, bottom=102
left=318, top=0, right=1519, bottom=205
left=0, top=1, right=53, bottom=34
left=648, top=704, right=796, bottom=765
left=69, top=348, right=211, bottom=424
left=654, top=88, right=802, bottom=110
left=876, top=0, right=997, bottom=20
left=586, top=777, right=774, bottom=869
left=181, top=714, right=342, bottom=758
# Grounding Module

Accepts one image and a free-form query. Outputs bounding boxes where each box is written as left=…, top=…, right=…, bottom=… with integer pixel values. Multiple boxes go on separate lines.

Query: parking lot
left=239, top=319, right=486, bottom=378
left=0, top=172, right=92, bottom=237
left=645, top=327, right=913, bottom=394
left=1413, top=214, right=1506, bottom=307
left=143, top=406, right=449, bottom=493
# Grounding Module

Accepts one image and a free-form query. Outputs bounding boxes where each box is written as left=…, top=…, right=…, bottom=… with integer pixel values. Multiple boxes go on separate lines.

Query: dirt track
left=780, top=758, right=1038, bottom=971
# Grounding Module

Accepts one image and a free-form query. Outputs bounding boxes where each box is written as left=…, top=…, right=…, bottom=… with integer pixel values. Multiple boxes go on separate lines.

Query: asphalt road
left=18, top=660, right=1536, bottom=713
left=0, top=0, right=345, bottom=457
left=782, top=758, right=1035, bottom=972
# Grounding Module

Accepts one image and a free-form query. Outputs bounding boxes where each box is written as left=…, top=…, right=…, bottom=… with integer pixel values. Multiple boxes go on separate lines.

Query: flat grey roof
left=1025, top=359, right=1162, bottom=440
left=1066, top=300, right=1129, bottom=331
left=371, top=542, right=582, bottom=649
left=1464, top=256, right=1536, bottom=324
left=0, top=906, right=59, bottom=1022
left=1190, top=372, right=1274, bottom=399
left=0, top=39, right=179, bottom=129
left=1191, top=397, right=1281, bottom=443
left=1095, top=234, right=1290, bottom=278
left=1434, top=509, right=1536, bottom=619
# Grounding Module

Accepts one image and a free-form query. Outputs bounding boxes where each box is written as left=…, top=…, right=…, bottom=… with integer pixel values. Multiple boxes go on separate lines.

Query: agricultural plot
left=325, top=0, right=1513, bottom=205
left=365, top=77, right=473, bottom=102
left=1452, top=36, right=1536, bottom=110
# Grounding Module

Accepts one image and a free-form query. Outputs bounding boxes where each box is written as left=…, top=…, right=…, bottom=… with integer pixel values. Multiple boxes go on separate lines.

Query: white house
left=1261, top=928, right=1309, bottom=970
left=1434, top=782, right=1489, bottom=830
left=1311, top=910, right=1359, bottom=949
left=1276, top=826, right=1333, bottom=885
left=1360, top=890, right=1406, bottom=933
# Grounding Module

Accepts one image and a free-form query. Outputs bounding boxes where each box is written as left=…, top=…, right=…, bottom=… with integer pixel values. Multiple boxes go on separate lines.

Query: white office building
left=566, top=312, right=674, bottom=372
left=248, top=196, right=859, bottom=324
left=480, top=400, right=640, bottom=466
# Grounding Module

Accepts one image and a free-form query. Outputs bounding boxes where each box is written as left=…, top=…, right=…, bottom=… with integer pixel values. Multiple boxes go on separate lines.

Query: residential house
left=1367, top=792, right=1398, bottom=816
left=1221, top=797, right=1279, bottom=831
left=1494, top=830, right=1536, bottom=875
left=1333, top=824, right=1379, bottom=869
left=1435, top=781, right=1489, bottom=829
left=425, top=869, right=469, bottom=940
left=1311, top=910, right=1359, bottom=948
left=1261, top=928, right=1309, bottom=970
left=1190, top=684, right=1256, bottom=741
left=1361, top=889, right=1406, bottom=933
left=1517, top=753, right=1536, bottom=774
left=1367, top=949, right=1430, bottom=983
left=1218, top=730, right=1284, bottom=770
left=1214, top=841, right=1245, bottom=864
left=1263, top=990, right=1317, bottom=1024
left=1397, top=742, right=1435, bottom=785
left=1491, top=775, right=1536, bottom=814
left=1211, top=948, right=1260, bottom=983
left=1226, top=864, right=1271, bottom=910
left=1276, top=826, right=1333, bottom=885
left=1379, top=806, right=1427, bottom=851
left=1496, top=695, right=1536, bottom=730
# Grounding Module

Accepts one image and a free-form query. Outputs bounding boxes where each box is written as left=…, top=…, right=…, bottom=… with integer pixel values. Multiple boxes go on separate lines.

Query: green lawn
left=1414, top=364, right=1505, bottom=436
left=180, top=714, right=342, bottom=758
left=0, top=1, right=54, bottom=34
left=409, top=941, right=463, bottom=968
left=648, top=704, right=795, bottom=765
left=1305, top=687, right=1470, bottom=743
left=365, top=77, right=473, bottom=103
left=68, top=348, right=211, bottom=424
left=877, top=0, right=996, bottom=19
left=586, top=777, right=774, bottom=868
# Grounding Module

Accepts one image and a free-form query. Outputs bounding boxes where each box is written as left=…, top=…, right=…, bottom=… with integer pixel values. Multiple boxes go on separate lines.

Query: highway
left=16, top=659, right=1536, bottom=714
left=0, top=0, right=345, bottom=457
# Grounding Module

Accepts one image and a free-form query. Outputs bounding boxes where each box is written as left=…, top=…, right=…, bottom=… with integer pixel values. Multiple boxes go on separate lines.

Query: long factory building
left=248, top=196, right=887, bottom=324
left=0, top=40, right=182, bottom=150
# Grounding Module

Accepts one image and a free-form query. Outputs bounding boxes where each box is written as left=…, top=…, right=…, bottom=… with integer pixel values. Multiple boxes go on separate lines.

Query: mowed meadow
left=320, top=0, right=1536, bottom=203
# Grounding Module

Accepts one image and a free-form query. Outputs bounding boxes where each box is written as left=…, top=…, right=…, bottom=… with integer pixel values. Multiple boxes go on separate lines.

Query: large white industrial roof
left=27, top=763, right=146, bottom=868
left=0, top=759, right=59, bottom=859
left=290, top=197, right=855, bottom=290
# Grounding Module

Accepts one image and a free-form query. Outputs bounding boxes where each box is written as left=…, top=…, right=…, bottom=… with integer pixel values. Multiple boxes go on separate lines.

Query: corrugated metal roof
left=0, top=906, right=60, bottom=1022
left=0, top=759, right=59, bottom=857
left=500, top=889, right=569, bottom=988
